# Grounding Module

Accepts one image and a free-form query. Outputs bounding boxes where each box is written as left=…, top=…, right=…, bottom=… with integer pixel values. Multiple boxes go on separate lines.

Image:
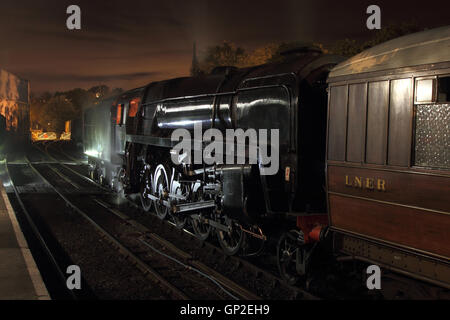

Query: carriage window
left=415, top=78, right=435, bottom=103
left=414, top=75, right=450, bottom=169
left=437, top=76, right=450, bottom=102
left=116, top=104, right=123, bottom=125
left=414, top=103, right=450, bottom=169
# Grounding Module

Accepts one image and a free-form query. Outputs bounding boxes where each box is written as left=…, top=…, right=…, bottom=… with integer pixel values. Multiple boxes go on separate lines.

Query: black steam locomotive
left=124, top=49, right=342, bottom=258
left=84, top=46, right=342, bottom=276
left=83, top=26, right=450, bottom=289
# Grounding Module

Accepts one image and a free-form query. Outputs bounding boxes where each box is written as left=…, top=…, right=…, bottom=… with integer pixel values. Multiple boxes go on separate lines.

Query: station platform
left=0, top=179, right=50, bottom=300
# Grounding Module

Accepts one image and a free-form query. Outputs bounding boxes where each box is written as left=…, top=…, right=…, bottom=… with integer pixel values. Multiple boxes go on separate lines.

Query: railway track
left=4, top=156, right=82, bottom=299
left=40, top=141, right=446, bottom=300
left=34, top=141, right=317, bottom=300
left=19, top=143, right=264, bottom=299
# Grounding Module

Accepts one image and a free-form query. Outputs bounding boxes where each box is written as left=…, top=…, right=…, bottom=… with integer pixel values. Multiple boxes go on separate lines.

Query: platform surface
left=0, top=179, right=50, bottom=300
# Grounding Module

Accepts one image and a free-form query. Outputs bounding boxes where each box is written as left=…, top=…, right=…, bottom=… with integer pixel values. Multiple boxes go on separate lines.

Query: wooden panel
left=388, top=78, right=413, bottom=166
left=329, top=193, right=450, bottom=258
left=346, top=83, right=367, bottom=162
left=366, top=81, right=389, bottom=164
left=328, top=85, right=348, bottom=161
left=328, top=165, right=450, bottom=213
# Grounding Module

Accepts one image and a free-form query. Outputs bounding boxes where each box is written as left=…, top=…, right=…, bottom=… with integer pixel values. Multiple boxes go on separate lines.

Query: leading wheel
left=217, top=217, right=245, bottom=256
left=277, top=230, right=302, bottom=285
left=153, top=164, right=170, bottom=220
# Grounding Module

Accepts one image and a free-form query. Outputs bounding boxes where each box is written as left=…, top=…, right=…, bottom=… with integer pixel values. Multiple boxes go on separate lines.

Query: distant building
left=0, top=69, right=30, bottom=135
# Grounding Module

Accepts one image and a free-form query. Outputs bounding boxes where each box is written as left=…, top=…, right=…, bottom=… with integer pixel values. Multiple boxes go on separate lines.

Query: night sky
left=0, top=0, right=448, bottom=93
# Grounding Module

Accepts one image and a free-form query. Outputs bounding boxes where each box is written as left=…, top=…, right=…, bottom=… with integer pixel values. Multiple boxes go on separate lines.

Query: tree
left=41, top=95, right=77, bottom=132
left=242, top=43, right=279, bottom=66
left=331, top=22, right=422, bottom=57
left=111, top=87, right=124, bottom=96
left=56, top=88, right=93, bottom=115
left=198, top=41, right=247, bottom=74
left=30, top=93, right=78, bottom=132
left=361, top=22, right=422, bottom=51
left=88, top=85, right=110, bottom=100
left=331, top=38, right=362, bottom=58
left=196, top=41, right=327, bottom=73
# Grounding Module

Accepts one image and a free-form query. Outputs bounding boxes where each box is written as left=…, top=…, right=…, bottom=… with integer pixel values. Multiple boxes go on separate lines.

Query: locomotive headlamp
left=85, top=149, right=100, bottom=158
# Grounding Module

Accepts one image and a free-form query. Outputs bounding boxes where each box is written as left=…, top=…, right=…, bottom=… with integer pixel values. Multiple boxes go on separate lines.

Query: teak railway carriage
left=326, top=26, right=450, bottom=289
left=82, top=26, right=449, bottom=290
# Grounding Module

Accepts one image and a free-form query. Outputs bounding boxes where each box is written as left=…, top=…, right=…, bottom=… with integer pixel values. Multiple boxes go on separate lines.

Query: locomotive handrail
left=140, top=84, right=292, bottom=107
left=240, top=72, right=297, bottom=87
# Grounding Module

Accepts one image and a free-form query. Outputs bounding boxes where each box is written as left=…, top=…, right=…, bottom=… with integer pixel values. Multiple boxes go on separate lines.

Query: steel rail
left=37, top=142, right=317, bottom=300
left=94, top=198, right=261, bottom=300
left=4, top=157, right=78, bottom=300
left=35, top=143, right=263, bottom=299
left=57, top=143, right=85, bottom=165
left=25, top=156, right=189, bottom=300
left=32, top=143, right=112, bottom=193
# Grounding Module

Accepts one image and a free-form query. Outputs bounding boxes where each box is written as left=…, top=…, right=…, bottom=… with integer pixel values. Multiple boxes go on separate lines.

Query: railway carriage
left=326, top=26, right=450, bottom=289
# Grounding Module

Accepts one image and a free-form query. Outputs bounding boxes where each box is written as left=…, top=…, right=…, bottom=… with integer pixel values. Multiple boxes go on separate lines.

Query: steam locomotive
left=83, top=26, right=450, bottom=290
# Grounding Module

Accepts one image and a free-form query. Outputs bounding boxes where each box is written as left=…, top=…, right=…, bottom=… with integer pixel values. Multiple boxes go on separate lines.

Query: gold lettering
left=365, top=178, right=374, bottom=190
left=344, top=175, right=387, bottom=191
left=377, top=179, right=386, bottom=191
left=354, top=176, right=362, bottom=188
left=345, top=175, right=352, bottom=186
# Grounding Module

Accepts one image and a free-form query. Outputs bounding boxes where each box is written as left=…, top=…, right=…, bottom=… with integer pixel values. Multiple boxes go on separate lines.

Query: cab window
left=128, top=98, right=140, bottom=117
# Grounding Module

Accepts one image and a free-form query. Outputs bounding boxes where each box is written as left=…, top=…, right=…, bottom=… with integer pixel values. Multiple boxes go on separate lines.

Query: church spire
left=190, top=41, right=200, bottom=76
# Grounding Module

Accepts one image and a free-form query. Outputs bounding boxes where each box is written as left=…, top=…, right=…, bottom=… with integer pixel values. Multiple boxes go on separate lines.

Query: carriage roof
left=328, top=25, right=450, bottom=80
